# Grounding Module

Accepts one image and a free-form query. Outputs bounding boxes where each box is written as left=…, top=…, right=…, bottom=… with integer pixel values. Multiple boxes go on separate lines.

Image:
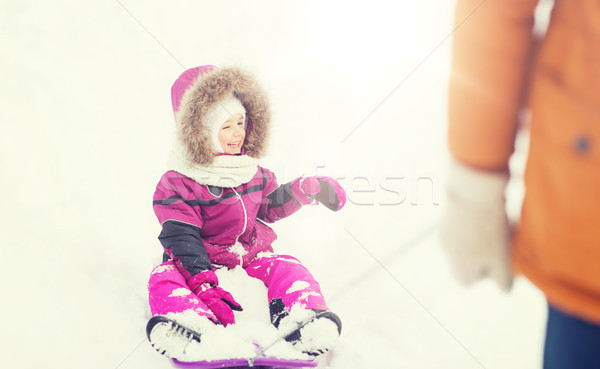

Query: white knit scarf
left=168, top=140, right=259, bottom=187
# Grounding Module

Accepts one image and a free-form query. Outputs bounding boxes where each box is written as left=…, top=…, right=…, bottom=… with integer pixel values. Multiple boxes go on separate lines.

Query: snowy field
left=1, top=1, right=547, bottom=368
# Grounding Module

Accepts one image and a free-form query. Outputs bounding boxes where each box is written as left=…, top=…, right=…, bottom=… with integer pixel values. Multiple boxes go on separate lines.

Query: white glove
left=439, top=158, right=513, bottom=292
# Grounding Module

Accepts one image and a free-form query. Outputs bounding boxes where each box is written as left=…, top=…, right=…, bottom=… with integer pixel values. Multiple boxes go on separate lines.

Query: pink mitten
left=314, top=176, right=346, bottom=211
left=188, top=270, right=243, bottom=326
left=292, top=176, right=346, bottom=211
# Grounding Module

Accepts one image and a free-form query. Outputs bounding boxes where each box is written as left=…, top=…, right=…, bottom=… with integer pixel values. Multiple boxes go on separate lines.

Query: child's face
left=218, top=113, right=246, bottom=154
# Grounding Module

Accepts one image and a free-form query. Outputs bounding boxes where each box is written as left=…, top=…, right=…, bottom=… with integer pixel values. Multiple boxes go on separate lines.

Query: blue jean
left=544, top=304, right=600, bottom=369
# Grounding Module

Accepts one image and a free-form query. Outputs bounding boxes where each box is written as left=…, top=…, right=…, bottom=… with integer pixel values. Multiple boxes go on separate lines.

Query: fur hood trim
left=172, top=66, right=271, bottom=166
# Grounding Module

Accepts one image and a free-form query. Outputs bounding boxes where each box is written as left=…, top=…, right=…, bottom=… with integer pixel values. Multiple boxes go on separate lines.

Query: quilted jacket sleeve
left=256, top=167, right=305, bottom=223
left=152, top=171, right=212, bottom=280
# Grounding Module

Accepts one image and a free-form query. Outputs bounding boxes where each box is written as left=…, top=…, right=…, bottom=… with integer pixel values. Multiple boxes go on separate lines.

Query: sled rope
left=248, top=311, right=328, bottom=366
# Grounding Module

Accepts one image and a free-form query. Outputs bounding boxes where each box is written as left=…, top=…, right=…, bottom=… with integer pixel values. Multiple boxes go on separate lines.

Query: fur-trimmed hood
left=171, top=65, right=271, bottom=166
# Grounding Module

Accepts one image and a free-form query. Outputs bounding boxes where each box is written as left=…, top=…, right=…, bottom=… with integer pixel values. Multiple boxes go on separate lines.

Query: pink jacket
left=153, top=167, right=308, bottom=279
left=152, top=65, right=338, bottom=282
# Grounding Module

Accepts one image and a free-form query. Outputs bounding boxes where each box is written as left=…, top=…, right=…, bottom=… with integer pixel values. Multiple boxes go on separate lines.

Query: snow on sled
left=171, top=353, right=317, bottom=368
left=147, top=267, right=338, bottom=368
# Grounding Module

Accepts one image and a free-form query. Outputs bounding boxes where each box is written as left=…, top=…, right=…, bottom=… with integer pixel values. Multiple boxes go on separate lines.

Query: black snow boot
left=269, top=299, right=342, bottom=356
left=146, top=315, right=202, bottom=358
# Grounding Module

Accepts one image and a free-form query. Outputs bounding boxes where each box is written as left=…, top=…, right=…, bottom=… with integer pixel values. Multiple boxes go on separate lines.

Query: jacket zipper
left=232, top=188, right=248, bottom=265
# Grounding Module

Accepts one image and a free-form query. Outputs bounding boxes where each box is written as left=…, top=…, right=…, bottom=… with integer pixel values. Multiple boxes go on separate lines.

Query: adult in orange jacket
left=439, top=1, right=600, bottom=367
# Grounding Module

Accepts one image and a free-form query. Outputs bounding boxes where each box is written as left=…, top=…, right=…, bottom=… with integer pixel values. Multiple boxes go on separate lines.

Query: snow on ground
left=1, top=1, right=546, bottom=368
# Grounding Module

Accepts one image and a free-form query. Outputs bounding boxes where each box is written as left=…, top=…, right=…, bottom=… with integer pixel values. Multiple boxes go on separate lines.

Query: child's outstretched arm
left=257, top=168, right=346, bottom=223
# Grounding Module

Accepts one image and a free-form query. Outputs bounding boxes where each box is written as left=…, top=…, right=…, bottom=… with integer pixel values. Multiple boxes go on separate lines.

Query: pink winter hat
left=171, top=65, right=216, bottom=115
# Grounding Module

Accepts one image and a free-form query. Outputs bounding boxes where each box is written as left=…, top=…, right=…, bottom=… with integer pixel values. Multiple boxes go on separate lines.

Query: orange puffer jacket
left=448, top=0, right=600, bottom=323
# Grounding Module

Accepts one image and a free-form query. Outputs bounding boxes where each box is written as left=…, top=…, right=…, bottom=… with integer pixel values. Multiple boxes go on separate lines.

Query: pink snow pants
left=148, top=254, right=329, bottom=319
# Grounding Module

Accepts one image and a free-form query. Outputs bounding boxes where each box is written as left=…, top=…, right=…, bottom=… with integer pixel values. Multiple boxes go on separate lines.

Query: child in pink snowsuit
left=146, top=65, right=345, bottom=358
